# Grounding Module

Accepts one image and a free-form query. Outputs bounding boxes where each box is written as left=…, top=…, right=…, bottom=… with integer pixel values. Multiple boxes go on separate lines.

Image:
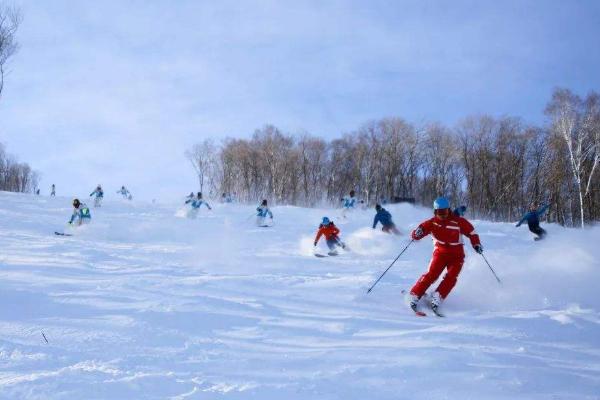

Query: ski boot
left=409, top=294, right=420, bottom=313
left=430, top=291, right=444, bottom=317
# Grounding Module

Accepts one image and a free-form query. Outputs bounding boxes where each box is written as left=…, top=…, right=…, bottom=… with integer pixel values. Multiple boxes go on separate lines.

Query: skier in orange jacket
left=314, top=217, right=346, bottom=252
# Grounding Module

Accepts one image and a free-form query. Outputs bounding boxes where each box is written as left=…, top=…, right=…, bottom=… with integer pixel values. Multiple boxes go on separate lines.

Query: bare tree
left=546, top=88, right=600, bottom=227
left=421, top=123, right=461, bottom=206
left=185, top=139, right=218, bottom=195
left=0, top=3, right=21, bottom=98
left=253, top=125, right=296, bottom=203
left=298, top=134, right=327, bottom=206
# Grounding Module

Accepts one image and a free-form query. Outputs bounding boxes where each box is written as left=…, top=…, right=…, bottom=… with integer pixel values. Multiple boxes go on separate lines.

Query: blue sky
left=1, top=0, right=599, bottom=200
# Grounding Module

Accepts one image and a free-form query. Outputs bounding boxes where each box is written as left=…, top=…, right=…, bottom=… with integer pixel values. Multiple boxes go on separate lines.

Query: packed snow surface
left=1, top=191, right=599, bottom=399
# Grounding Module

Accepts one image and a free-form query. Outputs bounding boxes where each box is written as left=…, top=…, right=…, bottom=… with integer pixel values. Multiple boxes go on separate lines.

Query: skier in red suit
left=409, top=197, right=482, bottom=313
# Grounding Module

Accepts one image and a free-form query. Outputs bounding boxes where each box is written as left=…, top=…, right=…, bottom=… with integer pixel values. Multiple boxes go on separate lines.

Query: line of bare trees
left=0, top=143, right=39, bottom=193
left=187, top=87, right=600, bottom=227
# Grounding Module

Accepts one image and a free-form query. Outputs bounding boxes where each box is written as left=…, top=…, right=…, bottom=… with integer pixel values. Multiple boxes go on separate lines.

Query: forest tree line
left=0, top=143, right=39, bottom=193
left=187, top=87, right=599, bottom=227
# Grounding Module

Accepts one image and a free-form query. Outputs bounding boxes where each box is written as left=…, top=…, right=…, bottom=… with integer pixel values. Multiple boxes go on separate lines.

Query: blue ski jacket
left=516, top=204, right=549, bottom=227
left=373, top=208, right=394, bottom=228
left=191, top=199, right=211, bottom=210
left=69, top=204, right=91, bottom=224
left=90, top=189, right=104, bottom=198
left=342, top=196, right=356, bottom=209
left=257, top=205, right=273, bottom=218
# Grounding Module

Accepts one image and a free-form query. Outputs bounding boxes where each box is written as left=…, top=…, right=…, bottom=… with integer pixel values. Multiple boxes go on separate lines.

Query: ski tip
left=430, top=307, right=445, bottom=317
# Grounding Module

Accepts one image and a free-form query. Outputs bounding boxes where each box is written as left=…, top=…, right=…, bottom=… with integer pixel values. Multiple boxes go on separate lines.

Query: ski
left=431, top=308, right=445, bottom=317
left=54, top=231, right=73, bottom=236
left=313, top=250, right=341, bottom=257
left=401, top=290, right=429, bottom=317
left=429, top=303, right=445, bottom=317
left=410, top=302, right=427, bottom=317
left=405, top=291, right=427, bottom=316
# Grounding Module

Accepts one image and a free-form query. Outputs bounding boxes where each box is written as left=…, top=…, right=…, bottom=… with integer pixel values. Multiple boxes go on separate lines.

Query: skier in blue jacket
left=340, top=190, right=358, bottom=217
left=256, top=199, right=273, bottom=226
left=186, top=192, right=212, bottom=210
left=89, top=185, right=104, bottom=207
left=117, top=186, right=132, bottom=200
left=68, top=198, right=91, bottom=226
left=372, top=204, right=400, bottom=235
left=341, top=190, right=357, bottom=209
left=516, top=203, right=549, bottom=240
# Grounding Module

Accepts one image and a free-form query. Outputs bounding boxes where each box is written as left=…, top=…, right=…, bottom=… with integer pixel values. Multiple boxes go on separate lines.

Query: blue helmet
left=321, top=217, right=330, bottom=225
left=433, top=196, right=450, bottom=210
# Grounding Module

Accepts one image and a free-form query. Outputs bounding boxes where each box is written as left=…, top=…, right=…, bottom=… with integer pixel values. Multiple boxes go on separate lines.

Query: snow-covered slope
left=1, top=191, right=599, bottom=399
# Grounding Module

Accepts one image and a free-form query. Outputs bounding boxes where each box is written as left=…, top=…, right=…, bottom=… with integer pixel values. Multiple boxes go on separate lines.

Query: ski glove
left=412, top=226, right=424, bottom=240
left=474, top=244, right=483, bottom=254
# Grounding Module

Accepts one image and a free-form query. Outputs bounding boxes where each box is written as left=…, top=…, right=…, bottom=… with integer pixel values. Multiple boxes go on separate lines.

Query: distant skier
left=221, top=193, right=233, bottom=203
left=35, top=189, right=40, bottom=195
left=341, top=190, right=357, bottom=210
left=89, top=185, right=104, bottom=207
left=314, top=217, right=346, bottom=255
left=256, top=199, right=273, bottom=226
left=408, top=197, right=482, bottom=315
left=117, top=186, right=132, bottom=200
left=51, top=184, right=56, bottom=196
left=68, top=198, right=91, bottom=226
left=185, top=192, right=212, bottom=216
left=516, top=203, right=549, bottom=240
left=453, top=205, right=467, bottom=217
left=372, top=204, right=400, bottom=235
left=340, top=190, right=358, bottom=217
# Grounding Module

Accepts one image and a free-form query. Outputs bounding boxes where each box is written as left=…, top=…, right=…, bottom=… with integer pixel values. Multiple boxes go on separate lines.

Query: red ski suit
left=314, top=223, right=340, bottom=244
left=410, top=215, right=481, bottom=299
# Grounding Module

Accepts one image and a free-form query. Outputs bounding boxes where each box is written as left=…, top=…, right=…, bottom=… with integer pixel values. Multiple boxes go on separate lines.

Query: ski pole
left=367, top=239, right=414, bottom=294
left=480, top=253, right=502, bottom=285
